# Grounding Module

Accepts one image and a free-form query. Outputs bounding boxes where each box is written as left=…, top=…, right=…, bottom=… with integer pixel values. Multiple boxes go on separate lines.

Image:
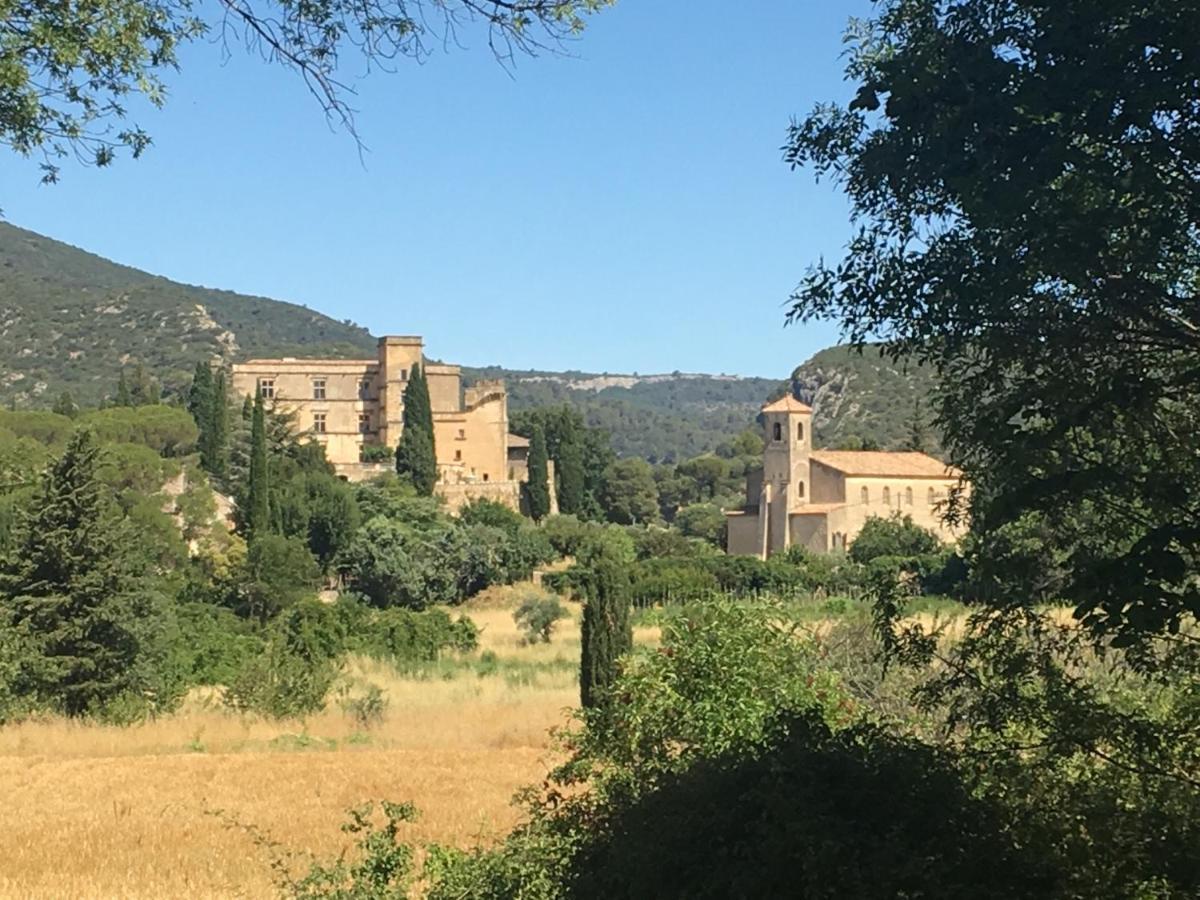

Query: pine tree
left=395, top=363, right=437, bottom=496
left=556, top=423, right=586, bottom=515
left=0, top=429, right=161, bottom=716
left=114, top=370, right=132, bottom=407
left=246, top=389, right=271, bottom=539
left=51, top=390, right=78, bottom=419
left=579, top=557, right=633, bottom=710
left=525, top=422, right=551, bottom=521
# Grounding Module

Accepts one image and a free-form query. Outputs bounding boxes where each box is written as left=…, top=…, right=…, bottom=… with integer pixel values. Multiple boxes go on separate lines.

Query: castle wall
left=789, top=514, right=829, bottom=554
left=426, top=364, right=462, bottom=414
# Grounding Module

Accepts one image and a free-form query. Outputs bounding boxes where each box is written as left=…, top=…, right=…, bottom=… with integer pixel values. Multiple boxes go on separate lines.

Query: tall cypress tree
left=246, top=389, right=271, bottom=539
left=51, top=390, right=78, bottom=419
left=525, top=422, right=551, bottom=521
left=556, top=422, right=586, bottom=516
left=395, top=363, right=437, bottom=496
left=203, top=369, right=229, bottom=477
left=579, top=557, right=633, bottom=710
left=0, top=429, right=154, bottom=716
left=188, top=362, right=213, bottom=424
left=114, top=370, right=132, bottom=407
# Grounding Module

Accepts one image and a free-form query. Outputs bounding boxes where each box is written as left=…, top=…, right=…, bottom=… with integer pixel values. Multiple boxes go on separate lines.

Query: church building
left=725, top=395, right=965, bottom=557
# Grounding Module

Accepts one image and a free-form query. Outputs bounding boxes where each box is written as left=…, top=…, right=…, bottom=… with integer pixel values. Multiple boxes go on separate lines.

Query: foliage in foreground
left=283, top=599, right=1199, bottom=899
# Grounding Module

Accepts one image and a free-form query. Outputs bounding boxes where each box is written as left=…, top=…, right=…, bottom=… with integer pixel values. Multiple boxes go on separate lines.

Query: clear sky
left=2, top=1, right=872, bottom=378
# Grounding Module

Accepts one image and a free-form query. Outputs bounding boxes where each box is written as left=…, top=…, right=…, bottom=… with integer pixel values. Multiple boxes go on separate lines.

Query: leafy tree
left=303, top=474, right=362, bottom=573
left=513, top=589, right=567, bottom=645
left=51, top=391, right=78, bottom=419
left=0, top=428, right=176, bottom=716
left=848, top=514, right=940, bottom=565
left=395, top=364, right=437, bottom=496
left=5, top=0, right=613, bottom=183
left=675, top=455, right=727, bottom=501
left=579, top=556, right=632, bottom=710
left=245, top=389, right=271, bottom=539
left=79, top=405, right=198, bottom=455
left=785, top=0, right=1200, bottom=641
left=524, top=422, right=551, bottom=521
left=673, top=503, right=726, bottom=546
left=239, top=533, right=321, bottom=622
left=600, top=458, right=659, bottom=526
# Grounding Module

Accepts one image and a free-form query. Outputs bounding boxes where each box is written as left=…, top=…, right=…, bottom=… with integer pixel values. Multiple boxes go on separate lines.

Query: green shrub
left=513, top=590, right=568, bottom=644
left=848, top=513, right=941, bottom=564
left=338, top=681, right=388, bottom=729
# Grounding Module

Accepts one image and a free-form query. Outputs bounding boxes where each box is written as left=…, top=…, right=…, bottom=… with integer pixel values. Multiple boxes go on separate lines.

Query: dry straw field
left=0, top=594, right=645, bottom=899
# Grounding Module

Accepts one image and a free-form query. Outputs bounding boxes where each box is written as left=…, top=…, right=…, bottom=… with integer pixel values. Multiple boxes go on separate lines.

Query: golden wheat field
left=0, top=594, right=647, bottom=900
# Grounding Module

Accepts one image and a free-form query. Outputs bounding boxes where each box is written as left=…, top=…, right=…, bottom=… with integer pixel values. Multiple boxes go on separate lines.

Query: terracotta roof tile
left=761, top=395, right=813, bottom=413
left=810, top=451, right=959, bottom=479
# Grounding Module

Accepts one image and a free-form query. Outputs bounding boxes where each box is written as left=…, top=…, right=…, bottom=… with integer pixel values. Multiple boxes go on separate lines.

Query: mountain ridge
left=0, top=222, right=936, bottom=460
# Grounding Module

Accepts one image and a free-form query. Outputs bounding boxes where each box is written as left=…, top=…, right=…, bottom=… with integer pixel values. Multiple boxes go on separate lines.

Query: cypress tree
left=246, top=389, right=271, bottom=538
left=395, top=363, right=437, bottom=496
left=525, top=422, right=551, bottom=521
left=0, top=429, right=154, bottom=716
left=203, top=369, right=229, bottom=477
left=579, top=557, right=633, bottom=710
left=188, top=363, right=213, bottom=424
left=114, top=370, right=132, bottom=407
left=556, top=423, right=586, bottom=516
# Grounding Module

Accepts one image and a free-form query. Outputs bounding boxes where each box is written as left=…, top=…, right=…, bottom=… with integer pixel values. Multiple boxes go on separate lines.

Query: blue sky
left=2, top=1, right=871, bottom=377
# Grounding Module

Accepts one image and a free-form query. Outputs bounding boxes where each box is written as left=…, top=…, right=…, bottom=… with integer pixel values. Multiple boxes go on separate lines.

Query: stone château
left=231, top=336, right=546, bottom=512
left=726, top=395, right=964, bottom=557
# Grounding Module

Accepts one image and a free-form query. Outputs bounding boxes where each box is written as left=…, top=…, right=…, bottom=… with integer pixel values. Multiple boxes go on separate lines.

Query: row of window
left=859, top=486, right=940, bottom=507
left=771, top=422, right=805, bottom=442
left=256, top=375, right=402, bottom=401
left=311, top=413, right=374, bottom=434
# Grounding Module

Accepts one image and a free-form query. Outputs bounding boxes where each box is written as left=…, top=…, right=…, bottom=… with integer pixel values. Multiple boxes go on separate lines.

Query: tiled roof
left=761, top=395, right=813, bottom=414
left=810, top=451, right=959, bottom=479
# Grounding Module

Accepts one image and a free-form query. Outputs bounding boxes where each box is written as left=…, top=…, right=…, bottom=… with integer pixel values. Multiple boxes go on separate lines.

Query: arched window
left=797, top=421, right=805, bottom=442
left=882, top=487, right=891, bottom=506
left=797, top=480, right=805, bottom=499
left=772, top=422, right=782, bottom=441
left=860, top=486, right=869, bottom=505
left=905, top=486, right=914, bottom=506
left=928, top=487, right=936, bottom=506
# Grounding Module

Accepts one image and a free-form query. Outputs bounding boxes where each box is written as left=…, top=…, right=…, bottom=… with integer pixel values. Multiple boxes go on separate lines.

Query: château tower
left=759, top=394, right=814, bottom=553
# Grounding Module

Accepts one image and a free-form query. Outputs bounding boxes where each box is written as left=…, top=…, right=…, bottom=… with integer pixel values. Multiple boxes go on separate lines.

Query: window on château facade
left=358, top=414, right=370, bottom=434
left=928, top=487, right=937, bottom=506
left=797, top=422, right=804, bottom=441
left=258, top=378, right=275, bottom=399
left=359, top=380, right=371, bottom=400
left=773, top=422, right=783, bottom=441
left=883, top=487, right=891, bottom=505
left=313, top=413, right=327, bottom=434
left=861, top=486, right=869, bottom=505
left=313, top=379, right=326, bottom=400
left=906, top=487, right=914, bottom=506
left=455, top=450, right=462, bottom=461
left=797, top=480, right=805, bottom=498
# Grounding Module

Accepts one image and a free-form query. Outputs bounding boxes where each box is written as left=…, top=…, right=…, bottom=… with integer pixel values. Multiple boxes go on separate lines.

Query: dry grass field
left=0, top=594, right=644, bottom=900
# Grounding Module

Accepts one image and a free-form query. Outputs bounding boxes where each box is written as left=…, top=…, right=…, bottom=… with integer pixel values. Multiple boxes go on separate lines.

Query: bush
left=630, top=560, right=721, bottom=606
left=848, top=514, right=941, bottom=564
left=513, top=590, right=568, bottom=644
left=541, top=514, right=590, bottom=557
left=338, top=681, right=388, bottom=729
left=335, top=598, right=478, bottom=666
